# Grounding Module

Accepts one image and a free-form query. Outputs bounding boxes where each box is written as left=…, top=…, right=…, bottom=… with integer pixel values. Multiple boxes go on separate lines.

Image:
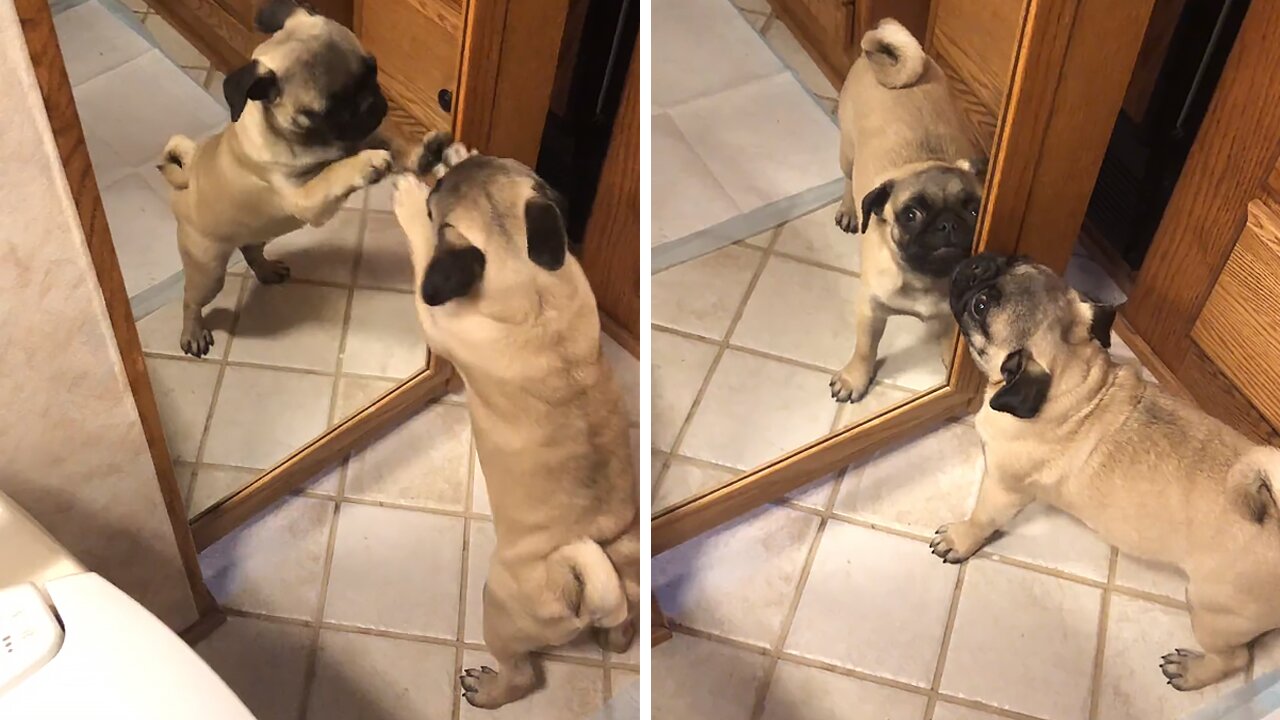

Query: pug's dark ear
left=1087, top=302, right=1118, bottom=349
left=989, top=350, right=1052, bottom=419
left=224, top=61, right=279, bottom=122
left=957, top=156, right=989, bottom=179
left=420, top=228, right=485, bottom=306
left=859, top=181, right=893, bottom=234
left=254, top=0, right=308, bottom=33
left=525, top=190, right=568, bottom=271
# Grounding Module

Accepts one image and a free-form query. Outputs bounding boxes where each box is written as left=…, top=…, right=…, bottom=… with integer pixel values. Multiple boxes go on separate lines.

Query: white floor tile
left=344, top=403, right=471, bottom=511
left=100, top=171, right=183, bottom=298
left=731, top=0, right=772, bottom=13
left=652, top=0, right=784, bottom=110
left=54, top=3, right=150, bottom=86
left=773, top=202, right=860, bottom=272
left=681, top=349, right=838, bottom=470
left=366, top=178, right=395, bottom=212
left=732, top=255, right=859, bottom=369
left=356, top=212, right=415, bottom=291
left=1114, top=553, right=1187, bottom=602
left=984, top=504, right=1113, bottom=582
left=651, top=330, right=719, bottom=452
left=654, top=505, right=819, bottom=646
left=263, top=210, right=363, bottom=285
left=343, top=288, right=427, bottom=379
left=196, top=616, right=312, bottom=720
left=144, top=13, right=208, bottom=68
left=1096, top=595, right=1240, bottom=720
left=73, top=52, right=225, bottom=168
left=1066, top=252, right=1127, bottom=306
left=459, top=650, right=605, bottom=720
left=654, top=456, right=738, bottom=513
left=786, top=521, right=959, bottom=686
left=669, top=73, right=840, bottom=210
left=202, top=366, right=333, bottom=469
left=145, top=357, right=219, bottom=461
left=941, top=560, right=1101, bottom=720
left=761, top=661, right=929, bottom=720
left=653, top=244, right=762, bottom=340
left=832, top=382, right=918, bottom=429
left=228, top=281, right=348, bottom=372
left=652, top=634, right=768, bottom=720
left=602, top=334, right=640, bottom=424
left=187, top=464, right=257, bottom=517
left=463, top=520, right=496, bottom=645
left=763, top=19, right=838, bottom=98
left=137, top=276, right=242, bottom=359
left=323, top=503, right=464, bottom=638
left=652, top=112, right=741, bottom=246
left=877, top=314, right=951, bottom=390
left=201, top=495, right=334, bottom=619
left=471, top=452, right=490, bottom=516
left=833, top=423, right=983, bottom=536
left=786, top=472, right=841, bottom=511
left=306, top=629, right=457, bottom=720
left=332, top=375, right=397, bottom=424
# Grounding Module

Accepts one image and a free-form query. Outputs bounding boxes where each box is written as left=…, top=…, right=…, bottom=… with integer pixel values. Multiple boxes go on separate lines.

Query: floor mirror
left=651, top=0, right=1158, bottom=564
left=21, top=0, right=581, bottom=566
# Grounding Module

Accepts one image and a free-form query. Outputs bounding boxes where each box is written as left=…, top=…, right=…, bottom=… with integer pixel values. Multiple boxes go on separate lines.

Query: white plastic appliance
left=0, top=490, right=256, bottom=718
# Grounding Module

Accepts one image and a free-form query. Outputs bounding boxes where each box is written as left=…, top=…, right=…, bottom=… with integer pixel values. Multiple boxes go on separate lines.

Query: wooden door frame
left=652, top=0, right=1157, bottom=556
left=15, top=0, right=219, bottom=636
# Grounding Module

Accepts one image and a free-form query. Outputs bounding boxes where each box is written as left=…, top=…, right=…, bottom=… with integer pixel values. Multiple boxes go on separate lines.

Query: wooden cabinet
left=144, top=0, right=568, bottom=166
left=1126, top=0, right=1280, bottom=444
left=769, top=0, right=930, bottom=88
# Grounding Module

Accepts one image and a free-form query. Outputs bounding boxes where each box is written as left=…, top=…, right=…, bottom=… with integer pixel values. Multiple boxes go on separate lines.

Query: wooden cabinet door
left=356, top=0, right=464, bottom=134
left=1126, top=0, right=1280, bottom=444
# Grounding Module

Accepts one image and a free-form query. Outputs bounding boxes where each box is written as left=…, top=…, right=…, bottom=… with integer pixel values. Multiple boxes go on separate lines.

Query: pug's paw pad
left=460, top=666, right=506, bottom=709
left=830, top=366, right=874, bottom=403
left=180, top=325, right=214, bottom=358
left=357, top=149, right=394, bottom=186
left=930, top=522, right=986, bottom=563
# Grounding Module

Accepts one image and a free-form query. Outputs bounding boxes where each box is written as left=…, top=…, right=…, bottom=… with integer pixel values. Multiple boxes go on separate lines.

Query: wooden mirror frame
left=652, top=0, right=1158, bottom=556
left=19, top=0, right=571, bottom=567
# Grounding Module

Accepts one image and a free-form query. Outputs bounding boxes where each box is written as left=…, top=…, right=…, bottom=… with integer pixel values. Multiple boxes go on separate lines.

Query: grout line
left=295, top=489, right=345, bottom=720
left=140, top=352, right=426, bottom=388
left=924, top=563, right=968, bottom=719
left=324, top=201, right=368, bottom=428
left=1087, top=548, right=1120, bottom=720
left=661, top=225, right=782, bottom=468
left=452, top=431, right=479, bottom=720
left=184, top=278, right=252, bottom=518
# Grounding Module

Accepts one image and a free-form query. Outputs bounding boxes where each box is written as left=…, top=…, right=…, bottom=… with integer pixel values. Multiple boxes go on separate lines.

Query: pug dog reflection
left=936, top=253, right=1280, bottom=692
left=159, top=0, right=390, bottom=357
left=830, top=18, right=985, bottom=402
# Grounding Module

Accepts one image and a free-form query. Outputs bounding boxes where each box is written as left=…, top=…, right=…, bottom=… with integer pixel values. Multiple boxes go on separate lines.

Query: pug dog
left=934, top=253, right=1280, bottom=691
left=392, top=135, right=638, bottom=708
left=158, top=0, right=390, bottom=357
left=830, top=18, right=986, bottom=402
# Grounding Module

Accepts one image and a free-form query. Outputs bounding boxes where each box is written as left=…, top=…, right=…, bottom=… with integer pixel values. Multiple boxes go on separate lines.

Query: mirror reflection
left=651, top=0, right=1020, bottom=515
left=52, top=0, right=426, bottom=518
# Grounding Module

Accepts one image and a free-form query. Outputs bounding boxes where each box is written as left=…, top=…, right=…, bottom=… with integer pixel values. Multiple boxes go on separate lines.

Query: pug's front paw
left=357, top=149, right=394, bottom=187
left=835, top=204, right=858, bottom=233
left=392, top=174, right=430, bottom=228
left=930, top=522, right=990, bottom=564
left=830, top=363, right=874, bottom=403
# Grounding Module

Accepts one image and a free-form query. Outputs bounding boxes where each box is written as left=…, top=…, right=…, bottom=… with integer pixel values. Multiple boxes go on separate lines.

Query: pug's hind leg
left=931, top=468, right=1032, bottom=563
left=240, top=243, right=290, bottom=284
left=835, top=132, right=858, bottom=233
left=178, top=237, right=232, bottom=358
left=1162, top=590, right=1254, bottom=691
left=463, top=588, right=541, bottom=709
left=831, top=292, right=885, bottom=402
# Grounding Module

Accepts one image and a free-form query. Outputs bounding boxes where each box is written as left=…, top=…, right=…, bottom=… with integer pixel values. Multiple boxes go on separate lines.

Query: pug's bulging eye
left=903, top=207, right=920, bottom=223
left=971, top=290, right=991, bottom=318
left=969, top=207, right=979, bottom=218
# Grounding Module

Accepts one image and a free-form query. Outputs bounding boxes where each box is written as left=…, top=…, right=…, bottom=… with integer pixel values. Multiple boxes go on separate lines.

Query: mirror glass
left=52, top=1, right=426, bottom=519
left=651, top=0, right=1024, bottom=516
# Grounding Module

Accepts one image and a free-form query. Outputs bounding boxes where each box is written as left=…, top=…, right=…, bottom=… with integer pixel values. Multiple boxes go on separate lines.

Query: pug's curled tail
left=1228, top=447, right=1280, bottom=526
left=551, top=539, right=628, bottom=629
left=158, top=135, right=196, bottom=190
left=861, top=18, right=926, bottom=89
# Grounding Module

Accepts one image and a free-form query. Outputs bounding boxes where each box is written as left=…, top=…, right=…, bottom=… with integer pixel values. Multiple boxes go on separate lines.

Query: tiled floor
left=652, top=0, right=840, bottom=251
left=194, top=332, right=640, bottom=720
left=652, top=203, right=945, bottom=512
left=653, top=252, right=1268, bottom=719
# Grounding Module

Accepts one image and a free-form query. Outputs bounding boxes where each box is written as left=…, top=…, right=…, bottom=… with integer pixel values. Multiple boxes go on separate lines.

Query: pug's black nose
left=936, top=220, right=956, bottom=233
